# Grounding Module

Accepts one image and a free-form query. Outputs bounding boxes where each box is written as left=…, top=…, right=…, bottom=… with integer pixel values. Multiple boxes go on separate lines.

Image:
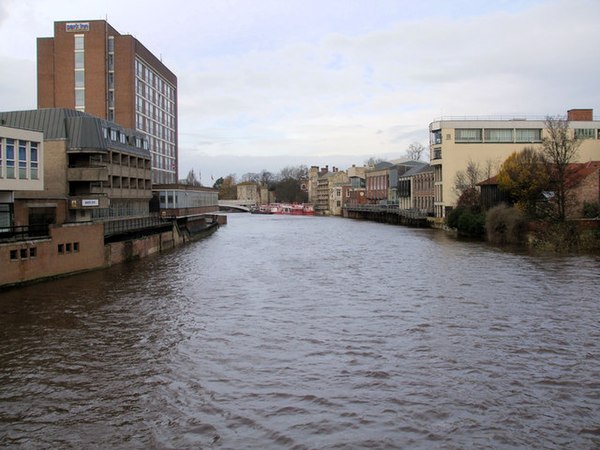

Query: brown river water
left=1, top=214, right=599, bottom=449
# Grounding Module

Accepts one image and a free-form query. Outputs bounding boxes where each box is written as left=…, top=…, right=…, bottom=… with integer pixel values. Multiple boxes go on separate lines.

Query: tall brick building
left=37, top=20, right=178, bottom=184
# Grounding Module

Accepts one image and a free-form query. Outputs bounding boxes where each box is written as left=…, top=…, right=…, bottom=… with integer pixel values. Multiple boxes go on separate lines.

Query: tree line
left=212, top=165, right=309, bottom=203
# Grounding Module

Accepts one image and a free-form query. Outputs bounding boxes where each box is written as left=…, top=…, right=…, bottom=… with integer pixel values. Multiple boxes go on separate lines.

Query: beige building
left=0, top=125, right=45, bottom=230
left=0, top=109, right=152, bottom=229
left=429, top=108, right=600, bottom=218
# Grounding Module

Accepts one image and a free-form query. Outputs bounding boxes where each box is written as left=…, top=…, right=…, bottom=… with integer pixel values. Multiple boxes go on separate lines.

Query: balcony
left=67, top=167, right=109, bottom=182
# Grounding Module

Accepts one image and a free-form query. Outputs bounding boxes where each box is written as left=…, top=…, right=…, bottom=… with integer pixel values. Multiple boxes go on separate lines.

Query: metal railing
left=103, top=214, right=172, bottom=236
left=344, top=203, right=428, bottom=219
left=0, top=225, right=50, bottom=242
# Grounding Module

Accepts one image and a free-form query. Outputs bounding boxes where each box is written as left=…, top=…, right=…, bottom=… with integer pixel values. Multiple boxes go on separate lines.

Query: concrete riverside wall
left=105, top=227, right=184, bottom=266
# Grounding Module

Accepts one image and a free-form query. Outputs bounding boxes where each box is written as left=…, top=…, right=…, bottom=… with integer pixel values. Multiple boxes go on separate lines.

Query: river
left=1, top=214, right=599, bottom=449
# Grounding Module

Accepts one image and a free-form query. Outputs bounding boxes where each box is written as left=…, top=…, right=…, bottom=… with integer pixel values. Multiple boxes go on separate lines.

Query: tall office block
left=37, top=20, right=178, bottom=184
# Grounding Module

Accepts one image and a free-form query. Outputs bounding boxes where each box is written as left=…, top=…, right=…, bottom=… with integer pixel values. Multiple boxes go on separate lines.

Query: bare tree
left=404, top=142, right=426, bottom=161
left=541, top=116, right=581, bottom=221
left=453, top=160, right=481, bottom=196
left=241, top=172, right=260, bottom=183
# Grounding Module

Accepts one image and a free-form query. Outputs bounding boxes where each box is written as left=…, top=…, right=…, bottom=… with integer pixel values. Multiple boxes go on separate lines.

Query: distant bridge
left=218, top=200, right=255, bottom=212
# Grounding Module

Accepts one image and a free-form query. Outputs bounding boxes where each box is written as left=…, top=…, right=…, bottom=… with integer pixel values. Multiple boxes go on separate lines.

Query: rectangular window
left=574, top=128, right=595, bottom=140
left=74, top=34, right=84, bottom=51
left=484, top=128, right=514, bottom=143
left=455, top=129, right=482, bottom=142
left=0, top=140, right=3, bottom=178
left=431, top=130, right=442, bottom=145
left=30, top=142, right=38, bottom=179
left=75, top=89, right=85, bottom=109
left=6, top=139, right=15, bottom=178
left=74, top=51, right=84, bottom=70
left=29, top=247, right=37, bottom=258
left=66, top=243, right=72, bottom=253
left=18, top=140, right=27, bottom=179
left=75, top=70, right=85, bottom=88
left=107, top=36, right=114, bottom=53
left=10, top=249, right=18, bottom=261
left=73, top=242, right=79, bottom=252
left=20, top=248, right=28, bottom=259
left=515, top=128, right=542, bottom=143
left=58, top=244, right=64, bottom=254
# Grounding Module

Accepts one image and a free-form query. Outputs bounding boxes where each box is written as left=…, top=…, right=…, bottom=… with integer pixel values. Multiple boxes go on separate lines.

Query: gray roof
left=0, top=108, right=150, bottom=158
left=398, top=163, right=432, bottom=178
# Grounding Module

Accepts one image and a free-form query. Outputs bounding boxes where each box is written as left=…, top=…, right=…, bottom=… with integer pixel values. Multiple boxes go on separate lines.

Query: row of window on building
left=101, top=127, right=149, bottom=151
left=0, top=139, right=40, bottom=180
left=135, top=59, right=176, bottom=101
left=431, top=127, right=600, bottom=145
left=159, top=190, right=218, bottom=209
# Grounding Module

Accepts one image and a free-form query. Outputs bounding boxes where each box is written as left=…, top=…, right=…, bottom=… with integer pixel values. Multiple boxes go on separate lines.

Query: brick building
left=37, top=20, right=178, bottom=184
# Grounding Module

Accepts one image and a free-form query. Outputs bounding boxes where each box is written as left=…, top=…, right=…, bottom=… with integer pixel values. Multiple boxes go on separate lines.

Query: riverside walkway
left=344, top=204, right=430, bottom=227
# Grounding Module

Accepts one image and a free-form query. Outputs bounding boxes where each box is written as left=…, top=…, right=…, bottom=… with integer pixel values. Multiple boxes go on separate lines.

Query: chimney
left=567, top=109, right=593, bottom=121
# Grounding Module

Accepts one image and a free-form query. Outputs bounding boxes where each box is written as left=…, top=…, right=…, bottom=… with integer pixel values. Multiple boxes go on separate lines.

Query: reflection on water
left=1, top=214, right=599, bottom=449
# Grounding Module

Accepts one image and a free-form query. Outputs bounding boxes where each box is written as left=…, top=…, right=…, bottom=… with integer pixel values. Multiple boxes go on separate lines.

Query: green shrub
left=446, top=207, right=465, bottom=229
left=457, top=210, right=485, bottom=237
left=485, top=204, right=528, bottom=245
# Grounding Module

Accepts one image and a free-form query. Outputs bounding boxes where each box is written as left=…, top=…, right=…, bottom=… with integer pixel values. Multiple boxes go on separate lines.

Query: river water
left=1, top=214, right=599, bottom=449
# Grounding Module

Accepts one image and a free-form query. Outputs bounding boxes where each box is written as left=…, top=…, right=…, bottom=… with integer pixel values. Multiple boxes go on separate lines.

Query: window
left=74, top=51, right=84, bottom=70
left=484, top=128, right=514, bottom=143
left=574, top=128, right=595, bottom=140
left=431, top=130, right=442, bottom=145
left=0, top=140, right=3, bottom=178
left=75, top=89, right=85, bottom=109
left=433, top=148, right=442, bottom=160
left=6, top=139, right=15, bottom=178
left=516, top=128, right=542, bottom=143
left=29, top=247, right=37, bottom=258
left=66, top=243, right=72, bottom=253
left=73, top=242, right=79, bottom=252
left=58, top=244, right=64, bottom=254
left=10, top=250, right=18, bottom=261
left=74, top=34, right=84, bottom=51
left=30, top=142, right=38, bottom=179
left=20, top=248, right=27, bottom=259
left=107, top=35, right=114, bottom=53
left=455, top=129, right=482, bottom=142
left=110, top=129, right=118, bottom=141
left=18, top=141, right=27, bottom=179
left=75, top=70, right=85, bottom=88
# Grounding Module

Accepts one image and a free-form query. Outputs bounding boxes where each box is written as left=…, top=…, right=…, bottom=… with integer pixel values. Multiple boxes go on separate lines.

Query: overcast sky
left=1, top=0, right=599, bottom=185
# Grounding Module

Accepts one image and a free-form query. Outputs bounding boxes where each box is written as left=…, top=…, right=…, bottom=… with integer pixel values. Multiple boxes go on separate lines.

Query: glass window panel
left=75, top=51, right=84, bottom=69
left=74, top=35, right=84, bottom=51
left=455, top=129, right=482, bottom=142
left=75, top=70, right=85, bottom=88
left=75, top=89, right=85, bottom=107
left=515, top=129, right=542, bottom=142
left=484, top=128, right=514, bottom=142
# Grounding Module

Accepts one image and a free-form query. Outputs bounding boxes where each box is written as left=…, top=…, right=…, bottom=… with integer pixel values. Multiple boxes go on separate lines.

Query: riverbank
left=0, top=214, right=226, bottom=290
